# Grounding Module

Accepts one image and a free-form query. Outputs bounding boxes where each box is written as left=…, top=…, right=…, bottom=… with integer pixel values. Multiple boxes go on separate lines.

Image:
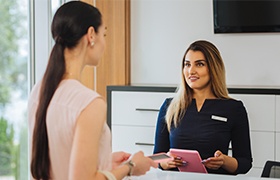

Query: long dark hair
left=31, top=1, right=102, bottom=179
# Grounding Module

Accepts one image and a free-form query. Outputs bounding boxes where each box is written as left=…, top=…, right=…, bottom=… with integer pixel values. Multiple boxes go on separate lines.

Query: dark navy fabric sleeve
left=231, top=101, right=253, bottom=174
left=153, top=98, right=171, bottom=154
left=153, top=98, right=178, bottom=171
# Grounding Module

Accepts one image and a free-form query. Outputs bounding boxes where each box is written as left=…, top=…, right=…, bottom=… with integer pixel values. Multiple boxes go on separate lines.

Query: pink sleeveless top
left=28, top=79, right=112, bottom=179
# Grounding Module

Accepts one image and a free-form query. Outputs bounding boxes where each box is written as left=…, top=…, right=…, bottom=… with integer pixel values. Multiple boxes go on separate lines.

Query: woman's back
left=28, top=79, right=112, bottom=179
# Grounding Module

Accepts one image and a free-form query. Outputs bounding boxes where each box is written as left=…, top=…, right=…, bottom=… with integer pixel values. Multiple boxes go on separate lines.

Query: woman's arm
left=202, top=150, right=238, bottom=173
left=69, top=97, right=110, bottom=180
left=153, top=99, right=171, bottom=154
left=230, top=101, right=253, bottom=174
left=69, top=98, right=156, bottom=180
left=154, top=99, right=180, bottom=170
left=220, top=152, right=238, bottom=173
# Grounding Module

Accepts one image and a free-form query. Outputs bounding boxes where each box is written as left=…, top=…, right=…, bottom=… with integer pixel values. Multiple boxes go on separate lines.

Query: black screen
left=213, top=0, right=280, bottom=33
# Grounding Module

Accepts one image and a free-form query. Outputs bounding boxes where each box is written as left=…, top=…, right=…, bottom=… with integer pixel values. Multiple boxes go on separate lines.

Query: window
left=0, top=0, right=29, bottom=179
left=0, top=1, right=73, bottom=179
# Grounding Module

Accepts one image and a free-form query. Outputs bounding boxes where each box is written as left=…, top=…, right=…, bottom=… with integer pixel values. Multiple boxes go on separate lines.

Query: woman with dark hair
left=28, top=1, right=156, bottom=180
left=153, top=40, right=252, bottom=175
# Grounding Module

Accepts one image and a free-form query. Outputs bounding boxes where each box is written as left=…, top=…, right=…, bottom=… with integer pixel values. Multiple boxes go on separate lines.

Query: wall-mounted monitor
left=213, top=0, right=280, bottom=33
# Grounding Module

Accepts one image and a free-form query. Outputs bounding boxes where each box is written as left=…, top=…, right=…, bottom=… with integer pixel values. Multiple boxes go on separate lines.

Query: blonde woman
left=153, top=40, right=252, bottom=175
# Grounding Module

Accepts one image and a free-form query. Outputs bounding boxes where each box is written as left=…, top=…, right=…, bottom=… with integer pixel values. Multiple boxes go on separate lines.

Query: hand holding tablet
left=169, top=148, right=208, bottom=173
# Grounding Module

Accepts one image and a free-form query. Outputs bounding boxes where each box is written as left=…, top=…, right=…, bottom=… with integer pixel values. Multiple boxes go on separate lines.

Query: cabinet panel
left=112, top=91, right=174, bottom=126
left=250, top=132, right=274, bottom=168
left=112, top=125, right=155, bottom=155
left=276, top=133, right=280, bottom=161
left=243, top=167, right=263, bottom=177
left=230, top=94, right=275, bottom=132
left=276, top=96, right=280, bottom=132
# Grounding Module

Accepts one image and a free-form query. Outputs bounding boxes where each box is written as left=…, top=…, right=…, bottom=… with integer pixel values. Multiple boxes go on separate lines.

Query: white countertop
left=130, top=168, right=270, bottom=180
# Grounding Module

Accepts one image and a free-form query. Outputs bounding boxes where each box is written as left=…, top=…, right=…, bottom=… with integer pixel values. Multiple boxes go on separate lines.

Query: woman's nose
left=188, top=65, right=196, bottom=74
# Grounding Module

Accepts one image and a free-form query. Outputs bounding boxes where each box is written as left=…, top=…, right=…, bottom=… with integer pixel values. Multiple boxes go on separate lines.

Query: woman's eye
left=197, top=62, right=204, bottom=66
left=184, top=63, right=191, bottom=67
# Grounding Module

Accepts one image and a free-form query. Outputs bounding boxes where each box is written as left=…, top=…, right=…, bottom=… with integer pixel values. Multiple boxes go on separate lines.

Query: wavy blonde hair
left=166, top=40, right=230, bottom=131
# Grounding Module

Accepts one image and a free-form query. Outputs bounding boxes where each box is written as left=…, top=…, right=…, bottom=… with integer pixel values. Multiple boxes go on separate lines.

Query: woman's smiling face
left=183, top=50, right=211, bottom=91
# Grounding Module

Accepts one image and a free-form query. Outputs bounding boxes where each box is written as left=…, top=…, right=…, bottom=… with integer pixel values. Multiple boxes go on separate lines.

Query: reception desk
left=108, top=85, right=280, bottom=177
left=132, top=168, right=269, bottom=180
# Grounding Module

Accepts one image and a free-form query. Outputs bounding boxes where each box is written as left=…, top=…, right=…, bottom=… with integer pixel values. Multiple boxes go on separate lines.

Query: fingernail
left=182, top=161, right=188, bottom=166
left=175, top=156, right=182, bottom=160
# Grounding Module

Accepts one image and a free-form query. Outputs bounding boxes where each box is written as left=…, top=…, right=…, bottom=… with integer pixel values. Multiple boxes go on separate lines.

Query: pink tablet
left=148, top=152, right=173, bottom=163
left=169, top=148, right=208, bottom=173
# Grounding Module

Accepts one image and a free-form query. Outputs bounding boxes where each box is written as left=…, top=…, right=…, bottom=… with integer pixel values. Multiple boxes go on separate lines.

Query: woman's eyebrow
left=195, top=60, right=206, bottom=63
left=184, top=59, right=206, bottom=62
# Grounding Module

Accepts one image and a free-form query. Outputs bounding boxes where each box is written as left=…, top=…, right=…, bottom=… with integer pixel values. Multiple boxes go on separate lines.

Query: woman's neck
left=63, top=44, right=86, bottom=81
left=192, top=88, right=216, bottom=101
left=192, top=88, right=216, bottom=112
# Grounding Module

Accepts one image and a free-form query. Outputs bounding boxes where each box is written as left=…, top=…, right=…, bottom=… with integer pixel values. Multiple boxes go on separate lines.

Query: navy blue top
left=153, top=98, right=253, bottom=175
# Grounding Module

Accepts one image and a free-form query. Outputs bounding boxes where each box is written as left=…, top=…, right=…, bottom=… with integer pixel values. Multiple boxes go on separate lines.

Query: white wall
left=34, top=0, right=50, bottom=83
left=131, top=0, right=280, bottom=87
left=34, top=0, right=72, bottom=83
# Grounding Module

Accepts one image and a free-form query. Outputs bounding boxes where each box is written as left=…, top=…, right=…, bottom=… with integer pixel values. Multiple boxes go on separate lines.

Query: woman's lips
left=189, top=76, right=199, bottom=82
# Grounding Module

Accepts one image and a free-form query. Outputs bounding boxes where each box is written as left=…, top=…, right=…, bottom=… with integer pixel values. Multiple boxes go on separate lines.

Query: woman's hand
left=112, top=151, right=131, bottom=169
left=201, top=150, right=224, bottom=170
left=159, top=153, right=187, bottom=170
left=202, top=150, right=238, bottom=173
left=130, top=151, right=158, bottom=176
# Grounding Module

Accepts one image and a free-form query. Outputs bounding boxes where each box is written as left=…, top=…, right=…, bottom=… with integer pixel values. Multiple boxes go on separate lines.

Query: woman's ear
left=87, top=26, right=96, bottom=46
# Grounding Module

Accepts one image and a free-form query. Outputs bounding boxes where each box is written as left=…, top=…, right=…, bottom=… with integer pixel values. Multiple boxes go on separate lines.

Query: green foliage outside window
left=0, top=0, right=28, bottom=179
left=0, top=117, right=15, bottom=175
